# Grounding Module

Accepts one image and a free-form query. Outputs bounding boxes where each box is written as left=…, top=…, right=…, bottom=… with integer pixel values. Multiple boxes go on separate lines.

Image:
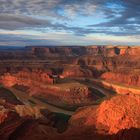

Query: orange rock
left=1, top=73, right=17, bottom=87
left=1, top=70, right=54, bottom=88
left=69, top=94, right=140, bottom=134
left=101, top=71, right=140, bottom=87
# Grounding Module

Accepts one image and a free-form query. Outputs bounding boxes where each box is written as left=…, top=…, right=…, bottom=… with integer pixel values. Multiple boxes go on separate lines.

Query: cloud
left=0, top=14, right=53, bottom=30
left=0, top=0, right=111, bottom=19
left=0, top=13, right=71, bottom=31
left=88, top=0, right=140, bottom=36
left=1, top=30, right=140, bottom=46
left=0, top=0, right=140, bottom=45
left=0, top=33, right=61, bottom=46
left=0, top=0, right=125, bottom=31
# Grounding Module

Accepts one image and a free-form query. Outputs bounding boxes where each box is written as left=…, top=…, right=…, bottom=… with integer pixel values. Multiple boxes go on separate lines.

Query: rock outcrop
left=55, top=94, right=140, bottom=140
left=101, top=71, right=140, bottom=87
left=0, top=70, right=54, bottom=87
left=31, top=46, right=140, bottom=57
left=0, top=88, right=140, bottom=139
left=69, top=94, right=140, bottom=133
left=0, top=46, right=140, bottom=139
left=0, top=104, right=61, bottom=140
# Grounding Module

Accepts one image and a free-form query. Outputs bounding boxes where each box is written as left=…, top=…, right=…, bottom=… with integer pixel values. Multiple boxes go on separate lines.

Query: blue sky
left=0, top=0, right=140, bottom=46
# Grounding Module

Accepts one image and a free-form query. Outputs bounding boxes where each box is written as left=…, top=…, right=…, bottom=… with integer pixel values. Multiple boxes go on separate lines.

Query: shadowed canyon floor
left=0, top=46, right=140, bottom=139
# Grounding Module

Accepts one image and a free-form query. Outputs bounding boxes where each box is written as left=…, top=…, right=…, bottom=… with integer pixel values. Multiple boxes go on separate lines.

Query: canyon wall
left=31, top=46, right=140, bottom=57
left=54, top=94, right=140, bottom=140
left=0, top=91, right=140, bottom=140
left=0, top=70, right=54, bottom=87
left=1, top=46, right=140, bottom=60
left=92, top=79, right=140, bottom=95
left=101, top=71, right=140, bottom=87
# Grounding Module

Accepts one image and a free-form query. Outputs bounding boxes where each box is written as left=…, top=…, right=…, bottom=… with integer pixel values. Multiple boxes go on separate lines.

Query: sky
left=0, top=0, right=140, bottom=46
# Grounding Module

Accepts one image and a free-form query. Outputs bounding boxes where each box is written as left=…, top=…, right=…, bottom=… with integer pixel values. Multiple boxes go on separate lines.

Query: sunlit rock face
left=31, top=46, right=140, bottom=57
left=0, top=73, right=17, bottom=87
left=0, top=46, right=140, bottom=140
left=61, top=67, right=93, bottom=78
left=101, top=71, right=140, bottom=87
left=0, top=70, right=54, bottom=88
left=28, top=82, right=96, bottom=108
left=0, top=46, right=140, bottom=60
left=64, top=94, right=140, bottom=138
left=48, top=94, right=140, bottom=140
left=0, top=94, right=140, bottom=140
left=14, top=105, right=43, bottom=119
left=119, top=47, right=140, bottom=56
left=0, top=103, right=62, bottom=140
left=96, top=94, right=140, bottom=134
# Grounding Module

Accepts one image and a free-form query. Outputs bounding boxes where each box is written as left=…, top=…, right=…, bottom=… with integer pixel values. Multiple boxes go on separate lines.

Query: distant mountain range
left=0, top=46, right=25, bottom=51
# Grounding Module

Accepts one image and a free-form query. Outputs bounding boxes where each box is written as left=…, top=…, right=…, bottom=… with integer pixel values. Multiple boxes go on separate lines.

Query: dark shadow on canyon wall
left=57, top=127, right=140, bottom=140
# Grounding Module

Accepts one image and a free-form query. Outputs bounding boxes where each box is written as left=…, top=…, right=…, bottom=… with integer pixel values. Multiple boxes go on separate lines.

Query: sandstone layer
left=56, top=94, right=140, bottom=140
left=0, top=46, right=140, bottom=139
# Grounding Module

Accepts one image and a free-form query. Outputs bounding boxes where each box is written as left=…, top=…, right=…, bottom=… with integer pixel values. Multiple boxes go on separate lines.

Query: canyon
left=0, top=45, right=140, bottom=140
